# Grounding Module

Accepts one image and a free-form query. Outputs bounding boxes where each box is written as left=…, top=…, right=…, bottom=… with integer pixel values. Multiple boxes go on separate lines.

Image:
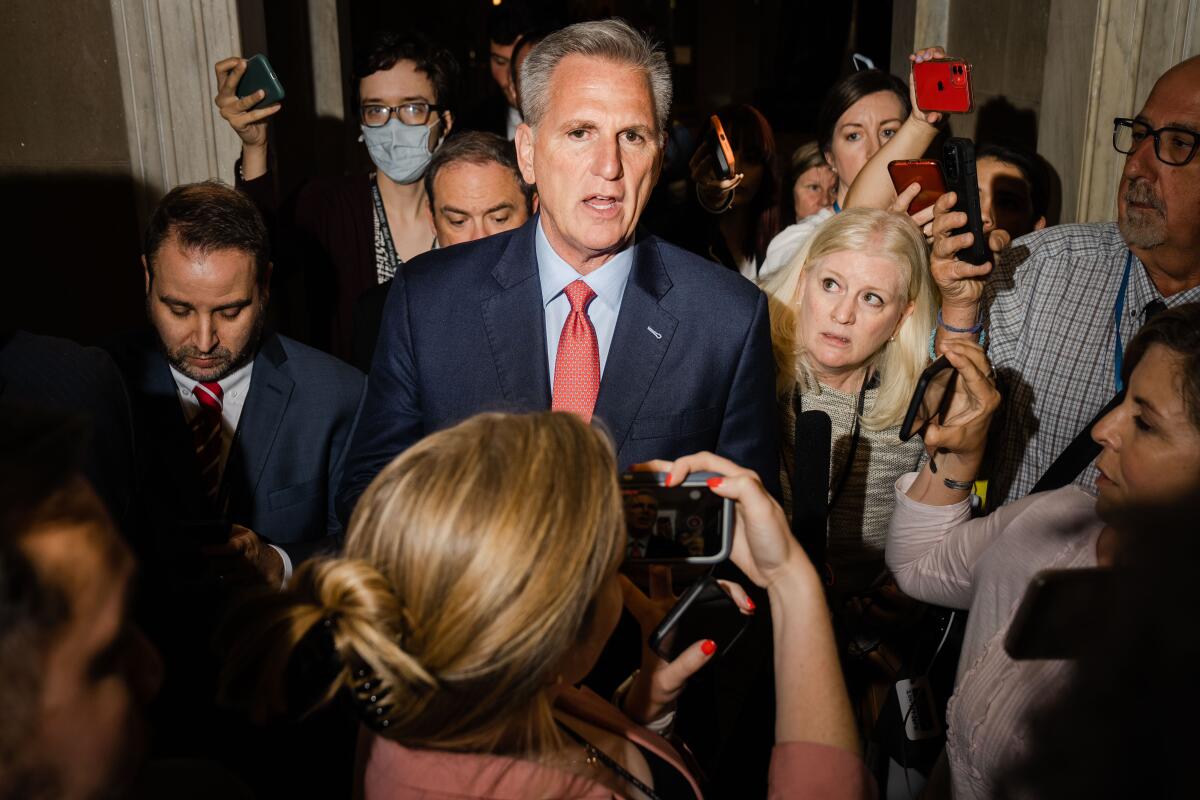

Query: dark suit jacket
left=337, top=216, right=779, bottom=519
left=109, top=329, right=365, bottom=564
left=0, top=330, right=136, bottom=527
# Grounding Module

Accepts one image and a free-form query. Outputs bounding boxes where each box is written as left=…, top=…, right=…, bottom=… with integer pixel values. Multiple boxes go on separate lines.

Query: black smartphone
left=236, top=54, right=285, bottom=109
left=708, top=115, right=736, bottom=180
left=942, top=137, right=990, bottom=265
left=620, top=471, right=733, bottom=564
left=649, top=575, right=749, bottom=661
left=1004, top=568, right=1115, bottom=660
left=900, top=356, right=959, bottom=441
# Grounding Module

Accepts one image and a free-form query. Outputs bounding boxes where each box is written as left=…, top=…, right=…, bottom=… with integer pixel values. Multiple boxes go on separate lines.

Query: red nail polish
left=663, top=473, right=673, bottom=487
left=706, top=476, right=723, bottom=489
left=744, top=597, right=756, bottom=611
left=701, top=639, right=717, bottom=656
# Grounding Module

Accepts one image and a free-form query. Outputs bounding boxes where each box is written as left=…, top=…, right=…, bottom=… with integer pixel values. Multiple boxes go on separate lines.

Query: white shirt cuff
left=269, top=544, right=293, bottom=589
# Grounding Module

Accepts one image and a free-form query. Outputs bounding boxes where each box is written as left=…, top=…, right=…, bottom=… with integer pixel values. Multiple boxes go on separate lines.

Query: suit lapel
left=480, top=219, right=551, bottom=409
left=594, top=236, right=676, bottom=457
left=225, top=333, right=294, bottom=504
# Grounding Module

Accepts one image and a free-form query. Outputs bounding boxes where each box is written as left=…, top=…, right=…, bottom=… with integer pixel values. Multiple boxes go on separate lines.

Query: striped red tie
left=552, top=280, right=600, bottom=422
left=190, top=382, right=224, bottom=500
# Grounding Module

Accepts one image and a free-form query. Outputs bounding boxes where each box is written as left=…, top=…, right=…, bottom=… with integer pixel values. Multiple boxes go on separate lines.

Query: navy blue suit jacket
left=111, top=330, right=365, bottom=564
left=337, top=217, right=779, bottom=519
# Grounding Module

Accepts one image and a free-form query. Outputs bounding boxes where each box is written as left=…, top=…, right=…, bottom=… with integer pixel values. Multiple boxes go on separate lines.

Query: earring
left=889, top=335, right=896, bottom=342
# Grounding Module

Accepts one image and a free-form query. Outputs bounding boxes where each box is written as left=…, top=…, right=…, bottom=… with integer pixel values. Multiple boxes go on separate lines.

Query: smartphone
left=888, top=159, right=947, bottom=215
left=942, top=137, right=991, bottom=266
left=900, top=355, right=959, bottom=442
left=709, top=115, right=736, bottom=180
left=913, top=58, right=974, bottom=114
left=620, top=471, right=733, bottom=564
left=1004, top=568, right=1116, bottom=660
left=649, top=575, right=750, bottom=661
left=236, top=54, right=285, bottom=110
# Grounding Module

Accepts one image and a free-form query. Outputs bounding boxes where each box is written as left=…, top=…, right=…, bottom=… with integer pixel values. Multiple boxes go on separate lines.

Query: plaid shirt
left=983, top=222, right=1200, bottom=506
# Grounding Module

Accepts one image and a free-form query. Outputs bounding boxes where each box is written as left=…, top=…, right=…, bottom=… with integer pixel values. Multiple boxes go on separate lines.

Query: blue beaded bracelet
left=937, top=308, right=983, bottom=334
left=929, top=324, right=987, bottom=360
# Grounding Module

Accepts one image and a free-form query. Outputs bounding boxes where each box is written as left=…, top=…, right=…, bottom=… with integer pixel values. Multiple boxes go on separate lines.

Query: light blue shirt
left=536, top=219, right=634, bottom=390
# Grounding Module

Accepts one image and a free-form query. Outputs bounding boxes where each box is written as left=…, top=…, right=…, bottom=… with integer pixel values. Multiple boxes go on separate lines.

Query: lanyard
left=832, top=199, right=842, bottom=214
left=370, top=176, right=402, bottom=276
left=1112, top=251, right=1133, bottom=393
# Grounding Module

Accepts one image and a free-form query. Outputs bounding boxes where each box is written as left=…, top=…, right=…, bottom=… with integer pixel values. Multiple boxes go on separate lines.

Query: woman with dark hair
left=674, top=104, right=784, bottom=279
left=760, top=48, right=948, bottom=281
left=213, top=31, right=458, bottom=360
left=885, top=303, right=1200, bottom=799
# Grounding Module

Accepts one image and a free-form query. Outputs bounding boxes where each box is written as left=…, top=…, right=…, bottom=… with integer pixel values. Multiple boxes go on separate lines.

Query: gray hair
left=518, top=18, right=672, bottom=133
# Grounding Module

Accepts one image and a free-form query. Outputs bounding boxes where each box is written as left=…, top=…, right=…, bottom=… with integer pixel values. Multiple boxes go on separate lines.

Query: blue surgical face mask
left=360, top=119, right=440, bottom=184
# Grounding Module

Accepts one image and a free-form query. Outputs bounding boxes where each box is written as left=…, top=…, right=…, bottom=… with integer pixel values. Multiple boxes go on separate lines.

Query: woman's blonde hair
left=220, top=412, right=625, bottom=756
left=761, top=207, right=938, bottom=429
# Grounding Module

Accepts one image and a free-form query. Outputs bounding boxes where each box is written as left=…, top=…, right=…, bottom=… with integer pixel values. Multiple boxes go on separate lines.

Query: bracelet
left=943, top=477, right=974, bottom=491
left=696, top=182, right=734, bottom=214
left=928, top=324, right=987, bottom=360
left=938, top=307, right=983, bottom=334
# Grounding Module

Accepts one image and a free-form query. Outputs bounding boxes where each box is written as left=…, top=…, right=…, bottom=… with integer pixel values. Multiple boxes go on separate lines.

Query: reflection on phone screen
left=622, top=484, right=724, bottom=561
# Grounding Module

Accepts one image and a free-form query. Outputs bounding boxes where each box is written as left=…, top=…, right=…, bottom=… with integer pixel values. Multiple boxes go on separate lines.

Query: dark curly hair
left=352, top=30, right=460, bottom=114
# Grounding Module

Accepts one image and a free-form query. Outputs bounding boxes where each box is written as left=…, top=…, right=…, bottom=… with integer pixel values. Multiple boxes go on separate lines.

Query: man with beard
left=929, top=56, right=1200, bottom=506
left=106, top=181, right=363, bottom=789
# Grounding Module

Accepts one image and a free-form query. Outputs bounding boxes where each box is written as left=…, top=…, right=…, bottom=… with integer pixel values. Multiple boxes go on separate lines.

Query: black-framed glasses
left=360, top=102, right=444, bottom=128
left=1113, top=117, right=1200, bottom=166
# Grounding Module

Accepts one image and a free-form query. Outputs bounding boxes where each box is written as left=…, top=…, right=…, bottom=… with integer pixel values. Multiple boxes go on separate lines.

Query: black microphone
left=792, top=410, right=832, bottom=566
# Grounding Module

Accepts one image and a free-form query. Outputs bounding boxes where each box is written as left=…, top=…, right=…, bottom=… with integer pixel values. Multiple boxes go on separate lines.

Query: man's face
left=624, top=492, right=658, bottom=534
left=22, top=514, right=161, bottom=800
left=1117, top=61, right=1200, bottom=255
left=144, top=235, right=267, bottom=382
left=977, top=156, right=1045, bottom=239
left=432, top=160, right=530, bottom=246
left=515, top=55, right=664, bottom=272
left=489, top=41, right=516, bottom=108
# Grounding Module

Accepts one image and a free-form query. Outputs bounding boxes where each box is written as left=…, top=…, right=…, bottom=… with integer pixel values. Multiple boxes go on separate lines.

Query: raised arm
left=843, top=47, right=945, bottom=212
left=214, top=56, right=281, bottom=181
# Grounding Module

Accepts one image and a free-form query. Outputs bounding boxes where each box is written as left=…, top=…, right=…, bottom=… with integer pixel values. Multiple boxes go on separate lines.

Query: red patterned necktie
left=190, top=382, right=224, bottom=500
left=552, top=280, right=600, bottom=422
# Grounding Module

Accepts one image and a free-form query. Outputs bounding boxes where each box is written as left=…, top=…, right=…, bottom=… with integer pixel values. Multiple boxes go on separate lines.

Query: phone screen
left=651, top=577, right=749, bottom=661
left=621, top=473, right=732, bottom=564
left=901, top=356, right=959, bottom=441
left=1005, top=569, right=1115, bottom=660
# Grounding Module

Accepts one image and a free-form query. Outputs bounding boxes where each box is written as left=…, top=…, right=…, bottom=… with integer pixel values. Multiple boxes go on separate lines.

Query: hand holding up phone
left=929, top=190, right=1011, bottom=314
left=913, top=340, right=1000, bottom=466
left=213, top=56, right=282, bottom=179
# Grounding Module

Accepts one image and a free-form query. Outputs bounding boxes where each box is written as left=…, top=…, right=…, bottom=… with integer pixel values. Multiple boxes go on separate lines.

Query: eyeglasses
left=360, top=102, right=444, bottom=128
left=1113, top=117, right=1200, bottom=166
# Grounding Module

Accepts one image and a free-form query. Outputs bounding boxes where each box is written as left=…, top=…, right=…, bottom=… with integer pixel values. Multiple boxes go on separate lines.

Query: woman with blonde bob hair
left=762, top=207, right=936, bottom=593
left=219, top=411, right=875, bottom=798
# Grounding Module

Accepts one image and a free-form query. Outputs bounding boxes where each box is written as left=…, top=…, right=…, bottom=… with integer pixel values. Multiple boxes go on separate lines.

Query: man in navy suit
left=108, top=181, right=363, bottom=793
left=339, top=19, right=778, bottom=517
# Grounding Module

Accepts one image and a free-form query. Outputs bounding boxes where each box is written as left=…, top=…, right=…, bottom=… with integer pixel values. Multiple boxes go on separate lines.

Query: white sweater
left=886, top=475, right=1102, bottom=800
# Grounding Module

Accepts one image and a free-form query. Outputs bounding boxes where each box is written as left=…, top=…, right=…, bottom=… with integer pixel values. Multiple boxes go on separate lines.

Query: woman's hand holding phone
left=908, top=47, right=947, bottom=127
left=688, top=148, right=743, bottom=214
left=619, top=567, right=753, bottom=725
left=213, top=56, right=281, bottom=180
left=906, top=340, right=1001, bottom=505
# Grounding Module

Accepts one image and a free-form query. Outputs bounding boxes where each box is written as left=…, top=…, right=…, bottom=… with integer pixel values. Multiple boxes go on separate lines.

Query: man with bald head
left=932, top=56, right=1200, bottom=505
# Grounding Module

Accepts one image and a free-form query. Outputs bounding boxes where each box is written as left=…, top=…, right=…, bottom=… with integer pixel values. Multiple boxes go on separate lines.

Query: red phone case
left=888, top=159, right=947, bottom=215
left=912, top=59, right=973, bottom=114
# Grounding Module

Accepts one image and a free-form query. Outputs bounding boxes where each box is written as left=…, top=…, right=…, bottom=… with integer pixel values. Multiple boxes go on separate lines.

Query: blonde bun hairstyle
left=221, top=411, right=625, bottom=756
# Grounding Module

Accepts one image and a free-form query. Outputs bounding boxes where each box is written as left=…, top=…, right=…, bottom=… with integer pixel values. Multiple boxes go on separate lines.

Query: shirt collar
left=535, top=217, right=634, bottom=314
left=169, top=358, right=254, bottom=399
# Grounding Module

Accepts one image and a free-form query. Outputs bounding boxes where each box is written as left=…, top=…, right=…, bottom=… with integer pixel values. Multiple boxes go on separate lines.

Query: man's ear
left=515, top=122, right=536, bottom=186
left=1034, top=215, right=1047, bottom=231
left=261, top=262, right=273, bottom=306
left=531, top=191, right=540, bottom=214
left=142, top=255, right=151, bottom=295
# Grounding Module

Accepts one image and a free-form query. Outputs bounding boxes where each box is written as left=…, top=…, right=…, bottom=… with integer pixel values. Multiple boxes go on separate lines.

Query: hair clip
left=347, top=663, right=395, bottom=731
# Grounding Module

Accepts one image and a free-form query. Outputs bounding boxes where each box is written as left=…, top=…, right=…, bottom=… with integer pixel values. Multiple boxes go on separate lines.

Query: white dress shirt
left=536, top=219, right=634, bottom=390
left=168, top=360, right=292, bottom=583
